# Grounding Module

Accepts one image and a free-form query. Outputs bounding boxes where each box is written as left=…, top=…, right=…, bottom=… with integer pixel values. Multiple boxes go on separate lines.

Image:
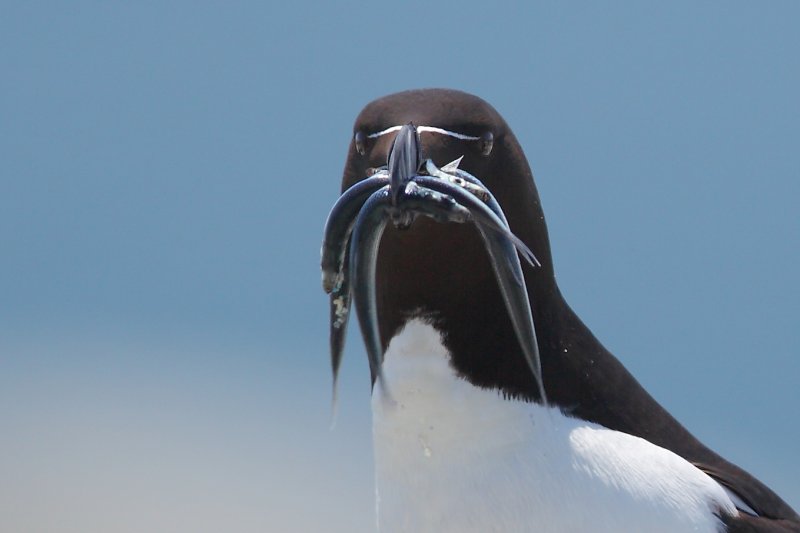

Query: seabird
left=321, top=89, right=799, bottom=532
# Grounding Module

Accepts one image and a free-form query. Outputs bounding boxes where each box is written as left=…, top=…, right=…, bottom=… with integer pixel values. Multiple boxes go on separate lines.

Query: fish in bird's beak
left=321, top=123, right=546, bottom=403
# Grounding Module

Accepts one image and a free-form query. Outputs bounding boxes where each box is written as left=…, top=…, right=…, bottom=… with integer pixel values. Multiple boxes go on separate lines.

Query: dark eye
left=479, top=131, right=494, bottom=156
left=354, top=131, right=367, bottom=155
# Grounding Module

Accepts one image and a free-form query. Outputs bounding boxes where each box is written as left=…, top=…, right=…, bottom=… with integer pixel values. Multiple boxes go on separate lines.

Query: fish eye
left=354, top=131, right=367, bottom=155
left=479, top=131, right=494, bottom=156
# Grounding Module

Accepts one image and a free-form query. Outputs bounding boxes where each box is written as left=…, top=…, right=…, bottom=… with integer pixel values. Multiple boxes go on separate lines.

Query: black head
left=341, top=89, right=560, bottom=400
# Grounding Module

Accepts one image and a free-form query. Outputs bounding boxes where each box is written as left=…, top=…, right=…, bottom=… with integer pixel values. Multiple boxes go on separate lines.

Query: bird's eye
left=479, top=131, right=494, bottom=156
left=354, top=131, right=367, bottom=156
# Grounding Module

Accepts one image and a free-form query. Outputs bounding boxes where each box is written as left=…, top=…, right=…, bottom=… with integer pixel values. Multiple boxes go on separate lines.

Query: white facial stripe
left=366, top=125, right=404, bottom=138
left=367, top=125, right=480, bottom=141
left=418, top=126, right=481, bottom=140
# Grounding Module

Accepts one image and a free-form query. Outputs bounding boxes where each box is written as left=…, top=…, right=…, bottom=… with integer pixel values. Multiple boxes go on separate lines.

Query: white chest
left=371, top=319, right=737, bottom=533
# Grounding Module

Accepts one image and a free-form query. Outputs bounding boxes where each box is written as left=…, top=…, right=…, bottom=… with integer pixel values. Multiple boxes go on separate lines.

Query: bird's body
left=374, top=319, right=737, bottom=533
left=327, top=88, right=799, bottom=532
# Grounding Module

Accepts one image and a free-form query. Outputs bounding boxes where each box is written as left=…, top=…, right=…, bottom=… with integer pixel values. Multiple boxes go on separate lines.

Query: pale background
left=1, top=3, right=798, bottom=532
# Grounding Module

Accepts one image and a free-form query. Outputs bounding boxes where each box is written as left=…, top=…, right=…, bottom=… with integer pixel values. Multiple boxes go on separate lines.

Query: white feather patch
left=372, top=319, right=738, bottom=533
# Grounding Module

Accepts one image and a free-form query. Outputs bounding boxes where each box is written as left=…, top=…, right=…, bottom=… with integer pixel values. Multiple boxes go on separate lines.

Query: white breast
left=371, top=319, right=737, bottom=533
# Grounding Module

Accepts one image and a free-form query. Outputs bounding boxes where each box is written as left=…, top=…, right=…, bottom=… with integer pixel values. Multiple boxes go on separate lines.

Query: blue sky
left=1, top=2, right=798, bottom=531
